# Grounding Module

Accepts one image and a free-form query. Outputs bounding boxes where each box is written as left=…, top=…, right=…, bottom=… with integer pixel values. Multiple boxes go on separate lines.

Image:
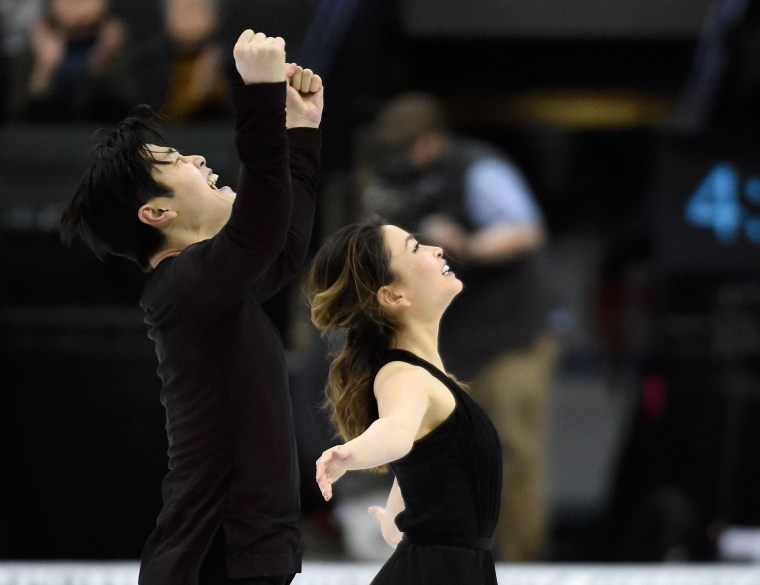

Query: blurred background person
left=131, top=0, right=232, bottom=123
left=5, top=0, right=136, bottom=123
left=0, top=0, right=44, bottom=121
left=359, top=92, right=560, bottom=563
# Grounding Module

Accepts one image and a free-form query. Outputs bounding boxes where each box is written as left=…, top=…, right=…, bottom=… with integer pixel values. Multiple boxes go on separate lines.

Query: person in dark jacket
left=6, top=0, right=137, bottom=123
left=60, top=28, right=324, bottom=585
left=360, top=92, right=559, bottom=562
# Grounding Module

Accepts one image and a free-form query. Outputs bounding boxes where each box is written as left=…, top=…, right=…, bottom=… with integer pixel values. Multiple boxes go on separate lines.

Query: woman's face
left=380, top=224, right=462, bottom=317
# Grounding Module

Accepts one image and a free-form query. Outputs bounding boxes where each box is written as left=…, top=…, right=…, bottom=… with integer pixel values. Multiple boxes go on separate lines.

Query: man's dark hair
left=60, top=105, right=174, bottom=272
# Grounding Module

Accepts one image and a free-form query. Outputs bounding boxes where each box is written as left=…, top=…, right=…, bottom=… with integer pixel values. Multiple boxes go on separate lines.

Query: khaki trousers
left=470, top=334, right=559, bottom=562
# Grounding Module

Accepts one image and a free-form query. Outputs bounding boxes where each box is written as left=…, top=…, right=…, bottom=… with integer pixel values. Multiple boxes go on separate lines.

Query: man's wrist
left=286, top=118, right=320, bottom=129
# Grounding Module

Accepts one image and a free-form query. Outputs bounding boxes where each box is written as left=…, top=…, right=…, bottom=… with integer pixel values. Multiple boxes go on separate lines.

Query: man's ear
left=138, top=204, right=177, bottom=227
left=377, top=285, right=409, bottom=311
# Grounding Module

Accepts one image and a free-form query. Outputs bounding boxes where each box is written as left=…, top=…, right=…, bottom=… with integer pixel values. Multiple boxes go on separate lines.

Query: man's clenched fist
left=233, top=29, right=286, bottom=85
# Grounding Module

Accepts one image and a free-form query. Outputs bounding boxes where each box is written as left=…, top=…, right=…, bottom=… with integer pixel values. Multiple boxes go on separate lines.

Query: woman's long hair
left=304, top=218, right=399, bottom=443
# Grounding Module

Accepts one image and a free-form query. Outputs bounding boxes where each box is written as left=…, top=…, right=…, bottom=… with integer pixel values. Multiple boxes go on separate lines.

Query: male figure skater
left=60, top=29, right=323, bottom=585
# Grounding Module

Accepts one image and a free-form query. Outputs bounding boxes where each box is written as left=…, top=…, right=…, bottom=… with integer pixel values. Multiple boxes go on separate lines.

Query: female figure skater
left=305, top=218, right=502, bottom=584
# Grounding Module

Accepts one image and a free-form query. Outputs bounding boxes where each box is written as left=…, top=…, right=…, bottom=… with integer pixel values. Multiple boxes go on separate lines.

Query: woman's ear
left=138, top=204, right=178, bottom=227
left=377, top=285, right=409, bottom=311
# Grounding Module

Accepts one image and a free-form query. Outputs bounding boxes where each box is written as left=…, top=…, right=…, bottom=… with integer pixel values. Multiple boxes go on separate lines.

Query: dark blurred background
left=2, top=0, right=760, bottom=564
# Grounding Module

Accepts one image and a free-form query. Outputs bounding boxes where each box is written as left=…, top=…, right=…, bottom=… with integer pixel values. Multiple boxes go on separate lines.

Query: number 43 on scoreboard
left=685, top=163, right=760, bottom=244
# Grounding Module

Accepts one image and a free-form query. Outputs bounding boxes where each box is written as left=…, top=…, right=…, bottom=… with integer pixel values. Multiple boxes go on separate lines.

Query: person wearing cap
left=360, top=92, right=559, bottom=563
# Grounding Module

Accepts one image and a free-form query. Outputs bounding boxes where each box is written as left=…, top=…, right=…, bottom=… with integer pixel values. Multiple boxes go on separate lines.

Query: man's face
left=146, top=144, right=235, bottom=235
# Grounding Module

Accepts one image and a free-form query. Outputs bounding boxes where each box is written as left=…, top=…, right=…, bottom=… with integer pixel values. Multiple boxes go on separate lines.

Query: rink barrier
left=0, top=562, right=759, bottom=585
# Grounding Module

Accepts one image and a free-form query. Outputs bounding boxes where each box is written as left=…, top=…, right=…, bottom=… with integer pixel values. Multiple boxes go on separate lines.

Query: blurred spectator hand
left=89, top=17, right=126, bottom=74
left=30, top=19, right=65, bottom=72
left=418, top=214, right=468, bottom=260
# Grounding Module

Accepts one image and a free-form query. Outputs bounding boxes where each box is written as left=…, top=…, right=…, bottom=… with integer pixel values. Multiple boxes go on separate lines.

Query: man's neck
left=149, top=247, right=184, bottom=269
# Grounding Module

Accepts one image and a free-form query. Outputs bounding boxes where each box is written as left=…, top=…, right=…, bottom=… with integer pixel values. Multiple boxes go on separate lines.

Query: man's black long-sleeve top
left=137, top=82, right=321, bottom=584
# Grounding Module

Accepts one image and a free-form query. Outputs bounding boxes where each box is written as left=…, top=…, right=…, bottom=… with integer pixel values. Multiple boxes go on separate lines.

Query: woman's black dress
left=370, top=349, right=503, bottom=585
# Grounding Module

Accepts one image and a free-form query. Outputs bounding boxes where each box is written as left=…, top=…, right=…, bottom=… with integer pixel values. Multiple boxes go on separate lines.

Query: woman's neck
left=392, top=323, right=444, bottom=371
